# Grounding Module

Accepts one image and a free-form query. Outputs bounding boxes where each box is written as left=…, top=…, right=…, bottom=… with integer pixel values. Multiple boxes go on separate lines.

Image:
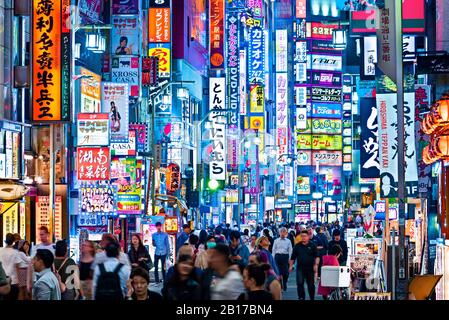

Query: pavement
left=148, top=270, right=322, bottom=300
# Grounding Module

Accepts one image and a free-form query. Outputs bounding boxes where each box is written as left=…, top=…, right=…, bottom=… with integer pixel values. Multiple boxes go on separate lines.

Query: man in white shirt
left=30, top=226, right=55, bottom=257
left=0, top=233, right=21, bottom=300
left=272, top=227, right=292, bottom=291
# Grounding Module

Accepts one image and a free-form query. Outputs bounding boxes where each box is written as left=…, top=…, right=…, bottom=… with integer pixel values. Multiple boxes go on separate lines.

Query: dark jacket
left=127, top=246, right=152, bottom=271
left=162, top=276, right=202, bottom=301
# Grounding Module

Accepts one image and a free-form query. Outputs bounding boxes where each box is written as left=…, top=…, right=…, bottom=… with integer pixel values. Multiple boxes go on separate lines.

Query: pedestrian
left=328, top=229, right=348, bottom=266
left=152, top=221, right=170, bottom=285
left=128, top=233, right=152, bottom=272
left=0, top=233, right=20, bottom=300
left=166, top=244, right=203, bottom=281
left=125, top=267, right=163, bottom=301
left=54, top=239, right=81, bottom=300
left=241, top=229, right=251, bottom=248
left=223, top=223, right=232, bottom=242
left=93, top=241, right=131, bottom=300
left=16, top=240, right=31, bottom=300
left=176, top=224, right=191, bottom=254
left=229, top=231, right=250, bottom=271
left=256, top=236, right=280, bottom=276
left=0, top=262, right=10, bottom=297
left=205, top=235, right=217, bottom=249
left=206, top=243, right=244, bottom=300
left=289, top=230, right=319, bottom=301
left=272, top=227, right=292, bottom=291
left=238, top=264, right=274, bottom=301
left=263, top=229, right=274, bottom=252
left=198, top=229, right=208, bottom=248
left=188, top=234, right=200, bottom=262
left=30, top=226, right=55, bottom=257
left=79, top=240, right=95, bottom=300
left=32, top=249, right=61, bottom=300
left=248, top=251, right=282, bottom=300
left=247, top=234, right=258, bottom=253
left=214, top=227, right=227, bottom=243
left=317, top=244, right=343, bottom=300
left=91, top=234, right=131, bottom=274
left=162, top=254, right=202, bottom=300
left=315, top=226, right=329, bottom=276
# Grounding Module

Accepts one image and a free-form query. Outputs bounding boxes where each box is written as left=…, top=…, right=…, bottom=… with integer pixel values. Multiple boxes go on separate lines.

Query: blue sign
left=248, top=26, right=265, bottom=84
left=311, top=102, right=342, bottom=119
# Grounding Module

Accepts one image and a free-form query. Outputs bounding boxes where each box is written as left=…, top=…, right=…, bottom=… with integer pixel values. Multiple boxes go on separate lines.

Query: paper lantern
left=434, top=135, right=449, bottom=159
left=434, top=100, right=449, bottom=124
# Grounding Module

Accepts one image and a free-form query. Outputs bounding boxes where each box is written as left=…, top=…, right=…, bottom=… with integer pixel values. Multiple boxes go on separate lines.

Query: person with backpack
left=54, top=240, right=81, bottom=300
left=93, top=241, right=130, bottom=300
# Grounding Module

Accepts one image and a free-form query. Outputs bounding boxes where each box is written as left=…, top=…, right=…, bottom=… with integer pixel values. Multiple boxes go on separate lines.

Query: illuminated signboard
left=297, top=177, right=310, bottom=195
left=32, top=0, right=70, bottom=122
left=308, top=22, right=338, bottom=40
left=311, top=118, right=342, bottom=134
left=248, top=26, right=265, bottom=84
left=310, top=54, right=342, bottom=71
left=77, top=147, right=110, bottom=181
left=276, top=30, right=288, bottom=72
left=312, top=102, right=342, bottom=119
left=209, top=0, right=225, bottom=69
left=77, top=113, right=110, bottom=146
left=297, top=134, right=342, bottom=150
left=310, top=71, right=342, bottom=86
left=309, top=87, right=342, bottom=103
left=312, top=151, right=343, bottom=166
left=149, top=44, right=171, bottom=79
left=112, top=15, right=140, bottom=55
left=149, top=7, right=171, bottom=43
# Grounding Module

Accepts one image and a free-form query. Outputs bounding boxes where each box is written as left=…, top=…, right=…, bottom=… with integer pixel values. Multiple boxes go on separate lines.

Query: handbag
left=145, top=255, right=154, bottom=271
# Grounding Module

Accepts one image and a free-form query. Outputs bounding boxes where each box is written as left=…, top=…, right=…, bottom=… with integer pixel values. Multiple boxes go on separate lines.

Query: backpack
left=95, top=263, right=124, bottom=300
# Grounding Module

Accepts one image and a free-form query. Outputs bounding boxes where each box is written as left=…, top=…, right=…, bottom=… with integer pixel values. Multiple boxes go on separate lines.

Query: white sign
left=363, top=36, right=377, bottom=76
left=295, top=86, right=307, bottom=106
left=284, top=166, right=294, bottom=196
left=111, top=131, right=137, bottom=156
left=111, top=56, right=140, bottom=97
left=276, top=30, right=288, bottom=72
left=209, top=78, right=227, bottom=181
left=240, top=50, right=247, bottom=115
left=77, top=113, right=110, bottom=146
left=310, top=54, right=342, bottom=71
left=296, top=107, right=308, bottom=130
left=276, top=73, right=288, bottom=162
left=376, top=0, right=398, bottom=83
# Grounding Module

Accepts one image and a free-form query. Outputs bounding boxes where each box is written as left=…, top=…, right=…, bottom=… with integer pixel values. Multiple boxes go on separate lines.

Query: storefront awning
left=408, top=275, right=442, bottom=300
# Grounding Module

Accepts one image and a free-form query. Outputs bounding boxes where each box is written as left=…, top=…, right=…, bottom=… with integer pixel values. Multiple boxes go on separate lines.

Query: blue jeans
left=154, top=254, right=167, bottom=283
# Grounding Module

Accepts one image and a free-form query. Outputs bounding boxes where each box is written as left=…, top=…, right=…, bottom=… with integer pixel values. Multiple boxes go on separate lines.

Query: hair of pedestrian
left=35, top=249, right=54, bottom=268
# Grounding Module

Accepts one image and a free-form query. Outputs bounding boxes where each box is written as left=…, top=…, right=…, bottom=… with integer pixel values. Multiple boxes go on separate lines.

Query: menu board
left=35, top=196, right=63, bottom=242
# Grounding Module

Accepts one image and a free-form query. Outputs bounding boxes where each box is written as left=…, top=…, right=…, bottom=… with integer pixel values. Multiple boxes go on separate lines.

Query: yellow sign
left=1, top=202, right=19, bottom=242
left=249, top=116, right=265, bottom=130
left=250, top=85, right=264, bottom=113
left=297, top=134, right=312, bottom=149
left=149, top=47, right=171, bottom=78
left=297, top=134, right=342, bottom=150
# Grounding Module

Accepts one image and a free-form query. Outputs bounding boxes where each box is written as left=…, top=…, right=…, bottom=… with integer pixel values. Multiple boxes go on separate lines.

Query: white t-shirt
left=210, top=269, right=244, bottom=300
left=30, top=243, right=55, bottom=258
left=0, top=247, right=21, bottom=285
left=17, top=251, right=32, bottom=269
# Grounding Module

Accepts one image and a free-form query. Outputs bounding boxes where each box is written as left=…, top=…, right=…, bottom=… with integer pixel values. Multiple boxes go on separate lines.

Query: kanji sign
left=32, top=0, right=70, bottom=122
left=149, top=44, right=171, bottom=78
left=77, top=147, right=110, bottom=181
left=209, top=78, right=226, bottom=181
left=166, top=163, right=181, bottom=193
left=227, top=13, right=240, bottom=127
left=209, top=0, right=225, bottom=69
left=360, top=98, right=380, bottom=179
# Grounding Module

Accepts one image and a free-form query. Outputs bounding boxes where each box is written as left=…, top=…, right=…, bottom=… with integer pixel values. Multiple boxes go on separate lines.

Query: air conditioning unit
left=14, top=0, right=30, bottom=16
left=14, top=66, right=30, bottom=88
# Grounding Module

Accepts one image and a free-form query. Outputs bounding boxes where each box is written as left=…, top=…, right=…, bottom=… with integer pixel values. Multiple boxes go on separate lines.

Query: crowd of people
left=0, top=220, right=350, bottom=301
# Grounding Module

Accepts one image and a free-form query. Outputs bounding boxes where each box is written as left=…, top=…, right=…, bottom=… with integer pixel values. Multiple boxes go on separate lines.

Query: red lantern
left=166, top=163, right=181, bottom=193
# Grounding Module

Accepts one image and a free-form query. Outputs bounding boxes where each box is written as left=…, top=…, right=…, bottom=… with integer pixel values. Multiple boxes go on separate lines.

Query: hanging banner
left=101, top=83, right=129, bottom=143
left=415, top=84, right=431, bottom=114
left=142, top=57, right=158, bottom=86
left=79, top=185, right=116, bottom=215
left=112, top=15, right=140, bottom=55
left=166, top=163, right=181, bottom=193
left=276, top=73, right=288, bottom=162
left=296, top=0, right=306, bottom=19
left=276, top=30, right=288, bottom=72
left=1, top=203, right=18, bottom=242
left=312, top=102, right=342, bottom=119
left=226, top=13, right=240, bottom=128
left=239, top=50, right=247, bottom=115
left=149, top=6, right=171, bottom=43
left=360, top=97, right=380, bottom=179
left=209, top=0, right=225, bottom=69
left=129, top=123, right=148, bottom=152
left=32, top=0, right=70, bottom=122
left=376, top=0, right=398, bottom=84
left=248, top=26, right=265, bottom=84
left=209, top=78, right=226, bottom=181
left=77, top=113, right=110, bottom=147
left=77, top=147, right=110, bottom=181
left=148, top=44, right=171, bottom=78
left=363, top=36, right=377, bottom=78
left=111, top=56, right=140, bottom=97
left=80, top=67, right=102, bottom=113
left=112, top=0, right=139, bottom=14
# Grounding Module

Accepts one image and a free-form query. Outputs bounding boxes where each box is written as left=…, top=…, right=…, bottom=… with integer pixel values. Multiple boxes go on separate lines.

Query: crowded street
left=1, top=0, right=449, bottom=308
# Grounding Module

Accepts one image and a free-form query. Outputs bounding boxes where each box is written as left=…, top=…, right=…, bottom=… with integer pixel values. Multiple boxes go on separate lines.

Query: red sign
left=142, top=57, right=158, bottom=86
left=209, top=0, right=225, bottom=69
left=77, top=147, right=110, bottom=181
left=309, top=22, right=338, bottom=40
left=166, top=163, right=181, bottom=193
left=296, top=0, right=306, bottom=18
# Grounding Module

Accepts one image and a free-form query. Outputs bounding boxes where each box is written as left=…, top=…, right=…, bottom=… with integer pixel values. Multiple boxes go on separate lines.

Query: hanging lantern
left=434, top=99, right=449, bottom=124
left=434, top=135, right=449, bottom=159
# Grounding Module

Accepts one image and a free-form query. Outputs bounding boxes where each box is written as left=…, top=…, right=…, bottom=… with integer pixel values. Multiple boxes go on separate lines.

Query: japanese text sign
left=77, top=147, right=110, bottom=181
left=209, top=0, right=225, bottom=69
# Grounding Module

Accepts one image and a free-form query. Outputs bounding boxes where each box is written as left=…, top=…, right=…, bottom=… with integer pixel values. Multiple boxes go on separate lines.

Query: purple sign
left=310, top=71, right=342, bottom=86
left=78, top=0, right=102, bottom=24
left=112, top=0, right=139, bottom=14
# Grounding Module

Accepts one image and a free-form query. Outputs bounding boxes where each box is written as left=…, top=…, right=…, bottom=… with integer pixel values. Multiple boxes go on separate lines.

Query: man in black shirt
left=328, top=229, right=348, bottom=265
left=289, top=230, right=319, bottom=300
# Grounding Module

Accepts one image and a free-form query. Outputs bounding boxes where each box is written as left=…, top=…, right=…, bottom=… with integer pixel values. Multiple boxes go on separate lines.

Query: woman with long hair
left=16, top=240, right=31, bottom=300
left=248, top=251, right=282, bottom=300
left=128, top=234, right=152, bottom=272
left=110, top=101, right=121, bottom=132
left=79, top=240, right=96, bottom=300
left=238, top=264, right=274, bottom=301
left=161, top=254, right=202, bottom=300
